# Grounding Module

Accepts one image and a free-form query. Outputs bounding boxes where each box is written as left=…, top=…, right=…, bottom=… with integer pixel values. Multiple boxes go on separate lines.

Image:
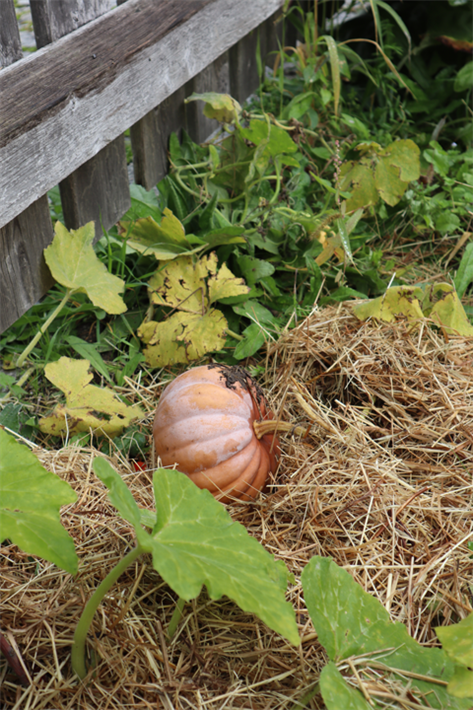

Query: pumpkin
left=153, top=364, right=279, bottom=502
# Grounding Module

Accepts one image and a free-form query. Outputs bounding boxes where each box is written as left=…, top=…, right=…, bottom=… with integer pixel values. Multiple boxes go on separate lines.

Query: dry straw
left=1, top=302, right=472, bottom=709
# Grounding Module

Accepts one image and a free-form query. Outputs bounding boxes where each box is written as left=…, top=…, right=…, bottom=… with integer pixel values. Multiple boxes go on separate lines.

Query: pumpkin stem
left=253, top=420, right=310, bottom=439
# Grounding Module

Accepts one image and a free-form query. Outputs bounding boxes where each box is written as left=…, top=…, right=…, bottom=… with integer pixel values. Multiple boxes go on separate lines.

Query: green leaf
left=66, top=336, right=113, bottom=383
left=0, top=428, right=78, bottom=575
left=94, top=460, right=300, bottom=646
left=454, top=61, right=473, bottom=92
left=336, top=219, right=353, bottom=264
left=301, top=556, right=472, bottom=709
left=124, top=210, right=200, bottom=261
left=233, top=300, right=276, bottom=325
left=233, top=323, right=267, bottom=360
left=435, top=212, right=461, bottom=235
left=319, top=663, right=372, bottom=710
left=454, top=242, right=473, bottom=298
left=240, top=120, right=298, bottom=158
left=435, top=614, right=473, bottom=669
left=199, top=227, right=246, bottom=250
left=237, top=255, right=275, bottom=287
left=39, top=357, right=144, bottom=437
left=321, top=35, right=341, bottom=115
left=44, top=222, right=127, bottom=314
left=121, top=184, right=162, bottom=222
left=185, top=92, right=242, bottom=124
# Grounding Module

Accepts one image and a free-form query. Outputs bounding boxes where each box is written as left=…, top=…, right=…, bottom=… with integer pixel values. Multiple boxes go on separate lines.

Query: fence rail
left=0, top=0, right=286, bottom=333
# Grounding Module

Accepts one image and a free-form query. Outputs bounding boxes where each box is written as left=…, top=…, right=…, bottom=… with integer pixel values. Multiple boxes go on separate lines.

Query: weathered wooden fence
left=0, top=0, right=287, bottom=334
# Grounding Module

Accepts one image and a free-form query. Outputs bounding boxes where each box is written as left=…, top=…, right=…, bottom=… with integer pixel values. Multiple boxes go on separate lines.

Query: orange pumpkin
left=153, top=364, right=279, bottom=502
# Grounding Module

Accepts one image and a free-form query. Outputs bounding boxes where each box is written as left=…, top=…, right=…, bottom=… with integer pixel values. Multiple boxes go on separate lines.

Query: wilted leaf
left=429, top=287, right=473, bottom=336
left=185, top=92, right=242, bottom=124
left=94, top=459, right=300, bottom=646
left=39, top=357, right=144, bottom=437
left=44, top=222, right=127, bottom=314
left=353, top=286, right=425, bottom=322
left=139, top=310, right=227, bottom=367
left=0, top=428, right=78, bottom=574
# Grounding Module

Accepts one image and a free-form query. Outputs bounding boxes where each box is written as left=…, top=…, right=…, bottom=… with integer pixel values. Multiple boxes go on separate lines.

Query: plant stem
left=167, top=597, right=186, bottom=640
left=226, top=328, right=244, bottom=341
left=71, top=545, right=142, bottom=680
left=16, top=289, right=73, bottom=368
left=253, top=420, right=310, bottom=439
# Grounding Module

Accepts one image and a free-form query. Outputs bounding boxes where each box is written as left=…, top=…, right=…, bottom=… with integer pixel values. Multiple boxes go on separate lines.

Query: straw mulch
left=1, top=302, right=472, bottom=709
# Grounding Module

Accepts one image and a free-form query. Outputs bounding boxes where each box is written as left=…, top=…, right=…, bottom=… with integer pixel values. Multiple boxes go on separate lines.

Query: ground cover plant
left=1, top=0, right=473, bottom=707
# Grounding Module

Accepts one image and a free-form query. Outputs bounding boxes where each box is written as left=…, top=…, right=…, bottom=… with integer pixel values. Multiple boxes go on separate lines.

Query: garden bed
left=2, top=304, right=472, bottom=709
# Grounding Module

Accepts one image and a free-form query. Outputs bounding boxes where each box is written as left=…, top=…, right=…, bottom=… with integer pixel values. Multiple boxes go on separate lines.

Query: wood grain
left=29, top=0, right=130, bottom=236
left=0, top=197, right=54, bottom=333
left=0, top=0, right=22, bottom=67
left=0, top=0, right=285, bottom=228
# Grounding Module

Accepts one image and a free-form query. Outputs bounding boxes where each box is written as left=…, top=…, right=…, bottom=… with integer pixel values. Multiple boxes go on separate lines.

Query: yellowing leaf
left=44, top=221, right=126, bottom=314
left=429, top=289, right=473, bottom=336
left=353, top=287, right=425, bottom=322
left=39, top=358, right=144, bottom=437
left=339, top=161, right=378, bottom=211
left=139, top=310, right=227, bottom=367
left=185, top=92, right=242, bottom=124
left=148, top=255, right=210, bottom=312
left=379, top=139, right=420, bottom=182
left=208, top=261, right=249, bottom=303
left=375, top=159, right=407, bottom=206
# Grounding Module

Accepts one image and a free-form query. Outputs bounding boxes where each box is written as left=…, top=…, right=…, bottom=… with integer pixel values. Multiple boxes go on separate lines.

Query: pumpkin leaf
left=140, top=253, right=248, bottom=367
left=44, top=221, right=126, bottom=314
left=435, top=613, right=473, bottom=670
left=301, top=556, right=471, bottom=709
left=138, top=310, right=228, bottom=367
left=93, top=458, right=300, bottom=646
left=319, top=663, right=372, bottom=710
left=39, top=357, right=144, bottom=437
left=185, top=92, right=242, bottom=124
left=354, top=284, right=473, bottom=336
left=0, top=428, right=78, bottom=575
left=123, top=210, right=201, bottom=261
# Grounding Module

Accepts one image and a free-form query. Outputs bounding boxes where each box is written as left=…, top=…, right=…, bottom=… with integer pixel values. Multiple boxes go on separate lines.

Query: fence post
left=0, top=0, right=54, bottom=334
left=30, top=0, right=130, bottom=239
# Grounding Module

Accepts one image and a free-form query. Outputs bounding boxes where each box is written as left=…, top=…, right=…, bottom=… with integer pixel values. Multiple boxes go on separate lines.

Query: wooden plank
left=185, top=52, right=230, bottom=144
left=0, top=0, right=22, bottom=67
left=0, top=197, right=54, bottom=333
left=0, top=0, right=285, bottom=228
left=229, top=26, right=261, bottom=104
left=130, top=86, right=187, bottom=190
left=30, top=0, right=113, bottom=48
left=30, top=0, right=129, bottom=237
left=0, top=0, right=54, bottom=334
left=59, top=134, right=130, bottom=232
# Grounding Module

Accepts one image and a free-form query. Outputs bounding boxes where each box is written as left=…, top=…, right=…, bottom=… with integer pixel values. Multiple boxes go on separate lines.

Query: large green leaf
left=44, top=221, right=126, bottom=314
left=0, top=428, right=78, bottom=575
left=319, top=663, right=372, bottom=710
left=301, top=556, right=472, bottom=709
left=454, top=242, right=473, bottom=298
left=93, top=459, right=299, bottom=646
left=39, top=357, right=144, bottom=437
left=435, top=614, right=473, bottom=669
